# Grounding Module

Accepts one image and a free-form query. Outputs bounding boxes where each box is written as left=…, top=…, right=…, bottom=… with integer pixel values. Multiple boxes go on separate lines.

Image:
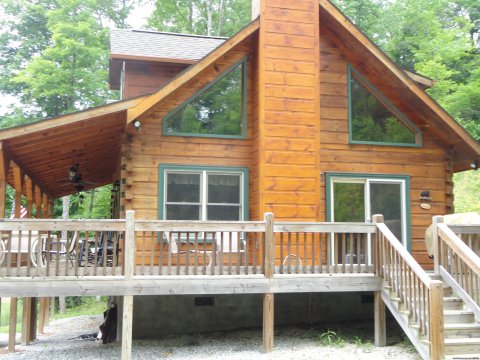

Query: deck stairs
left=382, top=274, right=480, bottom=360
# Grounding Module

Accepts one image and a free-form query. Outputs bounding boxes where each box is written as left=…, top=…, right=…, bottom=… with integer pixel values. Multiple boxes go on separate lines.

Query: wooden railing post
left=121, top=210, right=135, bottom=360
left=263, top=212, right=274, bottom=353
left=372, top=214, right=384, bottom=275
left=372, top=214, right=386, bottom=346
left=264, top=212, right=274, bottom=279
left=429, top=280, right=445, bottom=360
left=432, top=216, right=443, bottom=276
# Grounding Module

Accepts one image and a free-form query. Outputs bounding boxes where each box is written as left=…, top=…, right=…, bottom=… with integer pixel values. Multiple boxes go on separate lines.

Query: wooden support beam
left=21, top=298, right=32, bottom=345
left=432, top=216, right=444, bottom=275
left=25, top=177, right=34, bottom=217
left=29, top=298, right=37, bottom=342
left=121, top=296, right=133, bottom=360
left=8, top=297, right=17, bottom=352
left=35, top=185, right=43, bottom=218
left=429, top=281, right=445, bottom=360
left=0, top=141, right=11, bottom=218
left=263, top=293, right=274, bottom=352
left=38, top=298, right=46, bottom=334
left=374, top=291, right=386, bottom=346
left=263, top=213, right=274, bottom=352
left=121, top=210, right=135, bottom=360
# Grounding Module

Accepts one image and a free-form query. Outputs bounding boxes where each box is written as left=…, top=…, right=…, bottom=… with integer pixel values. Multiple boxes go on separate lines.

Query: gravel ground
left=0, top=315, right=421, bottom=359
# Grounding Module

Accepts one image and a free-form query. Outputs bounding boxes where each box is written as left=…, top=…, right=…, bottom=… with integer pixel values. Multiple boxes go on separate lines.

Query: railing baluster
left=279, top=232, right=284, bottom=274
left=311, top=232, right=315, bottom=274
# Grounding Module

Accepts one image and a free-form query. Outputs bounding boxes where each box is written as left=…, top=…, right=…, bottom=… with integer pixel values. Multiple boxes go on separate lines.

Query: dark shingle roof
left=110, top=29, right=227, bottom=62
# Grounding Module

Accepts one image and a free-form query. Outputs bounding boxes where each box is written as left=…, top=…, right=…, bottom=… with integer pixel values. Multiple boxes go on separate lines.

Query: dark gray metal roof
left=110, top=29, right=227, bottom=62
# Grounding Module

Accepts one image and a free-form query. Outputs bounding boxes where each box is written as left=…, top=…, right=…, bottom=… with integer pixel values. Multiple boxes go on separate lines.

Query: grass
left=0, top=297, right=107, bottom=333
left=54, top=296, right=107, bottom=320
left=0, top=299, right=24, bottom=333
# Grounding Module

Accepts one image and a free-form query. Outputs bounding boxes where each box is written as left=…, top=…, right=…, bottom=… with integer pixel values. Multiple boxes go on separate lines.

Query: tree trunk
left=188, top=0, right=193, bottom=33
left=207, top=0, right=213, bottom=36
left=89, top=190, right=95, bottom=218
left=217, top=0, right=225, bottom=36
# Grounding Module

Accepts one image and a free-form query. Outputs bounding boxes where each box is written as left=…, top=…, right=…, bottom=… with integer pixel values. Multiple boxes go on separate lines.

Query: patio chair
left=163, top=231, right=213, bottom=267
left=33, top=231, right=78, bottom=267
left=214, top=231, right=246, bottom=266
left=0, top=230, right=43, bottom=267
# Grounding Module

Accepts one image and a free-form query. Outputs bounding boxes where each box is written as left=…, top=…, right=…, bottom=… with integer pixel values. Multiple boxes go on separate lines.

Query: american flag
left=10, top=205, right=28, bottom=219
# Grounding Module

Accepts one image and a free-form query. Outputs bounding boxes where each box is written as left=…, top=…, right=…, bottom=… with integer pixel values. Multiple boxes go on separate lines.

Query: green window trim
left=348, top=64, right=422, bottom=148
left=158, top=164, right=249, bottom=243
left=325, top=172, right=412, bottom=253
left=163, top=57, right=248, bottom=139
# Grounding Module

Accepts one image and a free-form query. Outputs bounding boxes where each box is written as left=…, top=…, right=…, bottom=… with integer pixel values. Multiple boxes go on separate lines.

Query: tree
left=0, top=0, right=133, bottom=223
left=147, top=0, right=251, bottom=37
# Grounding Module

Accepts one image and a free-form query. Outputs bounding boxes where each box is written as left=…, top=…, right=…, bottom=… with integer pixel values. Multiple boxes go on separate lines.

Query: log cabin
left=1, top=0, right=480, bottom=359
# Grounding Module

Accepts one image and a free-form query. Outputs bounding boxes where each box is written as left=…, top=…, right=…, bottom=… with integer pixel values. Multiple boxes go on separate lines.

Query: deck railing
left=374, top=215, right=444, bottom=360
left=436, top=222, right=480, bottom=320
left=0, top=219, right=125, bottom=277
left=0, top=212, right=382, bottom=279
left=133, top=220, right=266, bottom=276
left=448, top=224, right=480, bottom=256
left=274, top=222, right=376, bottom=274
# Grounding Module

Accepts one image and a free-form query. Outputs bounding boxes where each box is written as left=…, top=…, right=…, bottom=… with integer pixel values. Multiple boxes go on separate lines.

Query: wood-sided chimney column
left=255, top=0, right=321, bottom=221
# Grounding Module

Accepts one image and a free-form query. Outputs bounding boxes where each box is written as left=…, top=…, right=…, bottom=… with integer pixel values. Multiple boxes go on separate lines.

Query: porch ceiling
left=0, top=97, right=145, bottom=198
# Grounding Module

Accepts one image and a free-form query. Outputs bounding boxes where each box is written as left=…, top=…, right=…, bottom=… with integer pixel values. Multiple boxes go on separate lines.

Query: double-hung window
left=159, top=165, right=248, bottom=222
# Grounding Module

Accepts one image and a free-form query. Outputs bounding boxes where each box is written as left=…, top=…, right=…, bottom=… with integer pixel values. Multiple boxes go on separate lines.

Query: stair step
left=444, top=338, right=480, bottom=355
left=444, top=309, right=476, bottom=324
left=445, top=323, right=480, bottom=339
left=443, top=296, right=465, bottom=310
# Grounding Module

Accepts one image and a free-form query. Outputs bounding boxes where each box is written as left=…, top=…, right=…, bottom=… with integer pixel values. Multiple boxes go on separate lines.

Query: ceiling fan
left=55, top=163, right=98, bottom=191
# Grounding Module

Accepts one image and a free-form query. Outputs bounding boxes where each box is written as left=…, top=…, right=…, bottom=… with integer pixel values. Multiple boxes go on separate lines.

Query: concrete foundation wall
left=130, top=292, right=374, bottom=338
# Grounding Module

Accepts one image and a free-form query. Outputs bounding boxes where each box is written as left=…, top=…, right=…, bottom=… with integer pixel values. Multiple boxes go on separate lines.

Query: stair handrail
left=436, top=221, right=480, bottom=319
left=373, top=215, right=444, bottom=360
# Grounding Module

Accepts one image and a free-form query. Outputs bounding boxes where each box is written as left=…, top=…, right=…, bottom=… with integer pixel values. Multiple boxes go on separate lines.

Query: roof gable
left=318, top=0, right=480, bottom=170
left=126, top=19, right=259, bottom=124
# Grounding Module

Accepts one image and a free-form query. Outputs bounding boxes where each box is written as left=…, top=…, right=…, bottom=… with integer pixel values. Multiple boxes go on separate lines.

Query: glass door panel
left=369, top=182, right=403, bottom=242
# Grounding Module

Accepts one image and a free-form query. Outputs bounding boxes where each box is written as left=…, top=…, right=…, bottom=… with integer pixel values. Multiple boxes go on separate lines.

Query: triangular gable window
left=349, top=65, right=421, bottom=147
left=164, top=59, right=246, bottom=138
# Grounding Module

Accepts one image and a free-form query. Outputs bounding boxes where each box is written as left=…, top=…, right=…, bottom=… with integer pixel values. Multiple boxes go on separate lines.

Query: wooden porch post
left=22, top=176, right=36, bottom=344
left=0, top=142, right=10, bottom=348
left=429, top=280, right=445, bottom=360
left=432, top=215, right=444, bottom=276
left=372, top=214, right=386, bottom=346
left=8, top=164, right=25, bottom=352
left=35, top=186, right=48, bottom=334
left=263, top=213, right=274, bottom=353
left=121, top=210, right=135, bottom=360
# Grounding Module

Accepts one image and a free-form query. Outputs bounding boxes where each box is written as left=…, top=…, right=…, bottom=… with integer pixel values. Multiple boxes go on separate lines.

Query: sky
left=0, top=2, right=154, bottom=117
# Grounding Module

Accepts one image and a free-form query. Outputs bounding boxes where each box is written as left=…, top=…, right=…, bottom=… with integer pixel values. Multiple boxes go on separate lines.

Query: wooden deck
left=0, top=212, right=381, bottom=297
left=2, top=212, right=479, bottom=360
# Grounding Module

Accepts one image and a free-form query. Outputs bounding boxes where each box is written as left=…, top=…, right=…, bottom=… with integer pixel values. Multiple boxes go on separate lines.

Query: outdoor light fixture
left=470, top=160, right=478, bottom=170
left=420, top=191, right=432, bottom=210
left=79, top=193, right=85, bottom=205
left=133, top=120, right=141, bottom=131
left=69, top=164, right=78, bottom=181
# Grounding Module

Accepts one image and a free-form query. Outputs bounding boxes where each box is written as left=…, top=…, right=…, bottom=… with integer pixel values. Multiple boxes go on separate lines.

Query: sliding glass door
left=327, top=174, right=410, bottom=263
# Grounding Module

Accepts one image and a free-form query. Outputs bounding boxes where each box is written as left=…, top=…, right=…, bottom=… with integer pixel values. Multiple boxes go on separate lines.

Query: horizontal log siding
left=258, top=0, right=321, bottom=222
left=122, top=38, right=256, bottom=221
left=318, top=25, right=450, bottom=268
left=123, top=62, right=189, bottom=99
